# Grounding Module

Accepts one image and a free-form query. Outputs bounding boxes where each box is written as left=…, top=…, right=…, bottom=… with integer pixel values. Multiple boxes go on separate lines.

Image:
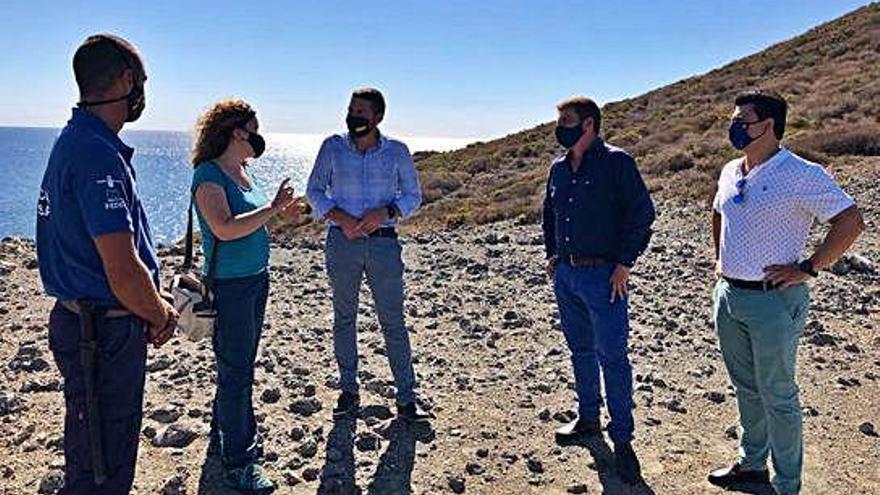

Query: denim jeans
left=325, top=227, right=416, bottom=404
left=553, top=261, right=634, bottom=445
left=48, top=303, right=147, bottom=495
left=210, top=271, right=269, bottom=468
left=714, top=279, right=809, bottom=495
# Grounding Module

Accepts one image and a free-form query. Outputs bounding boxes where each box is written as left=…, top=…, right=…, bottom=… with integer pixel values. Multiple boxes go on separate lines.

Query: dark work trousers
left=48, top=302, right=147, bottom=495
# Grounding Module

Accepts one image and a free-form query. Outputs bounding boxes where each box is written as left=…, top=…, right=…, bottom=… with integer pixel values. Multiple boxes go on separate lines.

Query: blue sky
left=0, top=0, right=868, bottom=139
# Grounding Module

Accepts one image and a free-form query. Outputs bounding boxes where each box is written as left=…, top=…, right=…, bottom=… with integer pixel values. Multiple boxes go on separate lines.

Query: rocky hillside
left=408, top=3, right=880, bottom=230
left=0, top=158, right=877, bottom=494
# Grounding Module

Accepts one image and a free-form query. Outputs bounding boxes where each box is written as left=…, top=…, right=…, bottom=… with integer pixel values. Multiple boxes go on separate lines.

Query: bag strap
left=183, top=194, right=221, bottom=286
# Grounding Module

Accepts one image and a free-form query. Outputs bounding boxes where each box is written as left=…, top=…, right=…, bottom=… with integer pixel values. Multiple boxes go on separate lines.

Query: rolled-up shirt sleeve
left=72, top=145, right=135, bottom=238
left=393, top=143, right=422, bottom=219
left=306, top=138, right=337, bottom=220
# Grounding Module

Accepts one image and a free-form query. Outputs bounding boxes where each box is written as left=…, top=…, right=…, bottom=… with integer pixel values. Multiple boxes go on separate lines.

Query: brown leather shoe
left=708, top=462, right=770, bottom=487
left=555, top=416, right=601, bottom=443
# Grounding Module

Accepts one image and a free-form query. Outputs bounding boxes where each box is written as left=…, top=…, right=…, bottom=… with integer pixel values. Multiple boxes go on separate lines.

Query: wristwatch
left=798, top=260, right=818, bottom=277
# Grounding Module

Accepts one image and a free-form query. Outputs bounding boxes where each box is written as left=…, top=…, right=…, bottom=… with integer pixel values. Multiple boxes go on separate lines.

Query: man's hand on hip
left=764, top=264, right=811, bottom=289
left=546, top=256, right=559, bottom=280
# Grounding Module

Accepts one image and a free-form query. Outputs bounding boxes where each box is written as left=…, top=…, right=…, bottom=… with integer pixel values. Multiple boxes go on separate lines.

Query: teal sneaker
left=224, top=463, right=276, bottom=494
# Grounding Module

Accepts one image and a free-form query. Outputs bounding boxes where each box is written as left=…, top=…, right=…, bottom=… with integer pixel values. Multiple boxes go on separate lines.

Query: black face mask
left=346, top=115, right=372, bottom=138
left=77, top=83, right=146, bottom=123
left=555, top=123, right=584, bottom=148
left=241, top=129, right=266, bottom=158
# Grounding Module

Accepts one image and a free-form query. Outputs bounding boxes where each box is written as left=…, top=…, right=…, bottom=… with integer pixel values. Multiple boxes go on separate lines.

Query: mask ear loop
left=76, top=41, right=137, bottom=108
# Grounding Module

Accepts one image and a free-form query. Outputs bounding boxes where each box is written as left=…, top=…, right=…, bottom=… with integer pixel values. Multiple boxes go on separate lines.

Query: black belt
left=59, top=300, right=132, bottom=318
left=331, top=226, right=398, bottom=239
left=723, top=277, right=779, bottom=291
left=559, top=254, right=607, bottom=268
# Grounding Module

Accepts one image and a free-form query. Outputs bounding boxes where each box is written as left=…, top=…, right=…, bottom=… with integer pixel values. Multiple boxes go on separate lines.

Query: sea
left=0, top=126, right=472, bottom=245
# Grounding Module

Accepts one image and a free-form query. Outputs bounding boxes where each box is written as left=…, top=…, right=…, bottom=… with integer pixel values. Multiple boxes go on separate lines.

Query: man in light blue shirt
left=307, top=87, right=429, bottom=422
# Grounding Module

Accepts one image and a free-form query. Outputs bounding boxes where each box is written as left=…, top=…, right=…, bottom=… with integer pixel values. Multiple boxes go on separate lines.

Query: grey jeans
left=325, top=227, right=416, bottom=404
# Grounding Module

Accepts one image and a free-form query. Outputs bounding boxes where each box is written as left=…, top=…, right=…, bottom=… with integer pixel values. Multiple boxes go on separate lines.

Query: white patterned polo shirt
left=713, top=147, right=855, bottom=281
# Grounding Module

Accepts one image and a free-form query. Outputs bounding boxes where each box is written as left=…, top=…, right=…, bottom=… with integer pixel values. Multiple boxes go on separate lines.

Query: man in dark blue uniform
left=543, top=96, right=655, bottom=485
left=36, top=34, right=178, bottom=494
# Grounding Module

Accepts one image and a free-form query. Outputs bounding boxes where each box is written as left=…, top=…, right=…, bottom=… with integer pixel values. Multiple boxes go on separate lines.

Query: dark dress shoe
left=614, top=442, right=643, bottom=485
left=397, top=401, right=432, bottom=422
left=332, top=391, right=360, bottom=419
left=708, top=463, right=770, bottom=487
left=555, top=417, right=601, bottom=443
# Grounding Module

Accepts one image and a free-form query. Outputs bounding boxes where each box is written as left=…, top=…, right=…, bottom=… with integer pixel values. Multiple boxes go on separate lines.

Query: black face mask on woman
left=240, top=129, right=266, bottom=158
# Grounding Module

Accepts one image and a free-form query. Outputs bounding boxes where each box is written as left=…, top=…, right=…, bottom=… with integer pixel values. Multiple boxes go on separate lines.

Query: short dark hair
left=73, top=34, right=143, bottom=97
left=557, top=96, right=601, bottom=134
left=351, top=87, right=386, bottom=116
left=734, top=90, right=787, bottom=140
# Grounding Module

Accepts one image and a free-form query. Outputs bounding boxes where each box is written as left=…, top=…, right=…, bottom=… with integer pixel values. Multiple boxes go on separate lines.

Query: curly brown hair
left=191, top=98, right=256, bottom=167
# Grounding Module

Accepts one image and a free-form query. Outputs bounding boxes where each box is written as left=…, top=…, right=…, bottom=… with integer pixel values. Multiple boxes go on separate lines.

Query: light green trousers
left=713, top=279, right=810, bottom=495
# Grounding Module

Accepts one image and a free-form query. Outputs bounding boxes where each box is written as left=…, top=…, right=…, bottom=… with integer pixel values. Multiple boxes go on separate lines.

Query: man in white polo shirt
left=708, top=91, right=865, bottom=495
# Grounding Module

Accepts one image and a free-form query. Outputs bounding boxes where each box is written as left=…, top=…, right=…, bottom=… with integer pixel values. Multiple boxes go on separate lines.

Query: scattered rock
left=37, top=470, right=64, bottom=494
left=355, top=432, right=381, bottom=452
left=297, top=439, right=318, bottom=458
left=859, top=422, right=878, bottom=437
left=447, top=474, right=466, bottom=493
left=152, top=424, right=198, bottom=448
left=465, top=462, right=485, bottom=475
left=289, top=398, right=322, bottom=417
left=260, top=388, right=281, bottom=404
left=526, top=457, right=544, bottom=474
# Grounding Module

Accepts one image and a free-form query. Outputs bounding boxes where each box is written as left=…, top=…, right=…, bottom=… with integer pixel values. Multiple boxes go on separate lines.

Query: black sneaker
left=332, top=391, right=360, bottom=419
left=555, top=416, right=601, bottom=443
left=614, top=442, right=643, bottom=485
left=397, top=401, right=432, bottom=422
left=707, top=462, right=770, bottom=487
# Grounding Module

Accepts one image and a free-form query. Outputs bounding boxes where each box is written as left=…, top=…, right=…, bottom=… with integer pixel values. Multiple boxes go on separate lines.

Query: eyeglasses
left=733, top=177, right=747, bottom=204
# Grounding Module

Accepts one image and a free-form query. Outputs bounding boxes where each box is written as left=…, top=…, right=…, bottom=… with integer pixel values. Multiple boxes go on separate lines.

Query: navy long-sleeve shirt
left=542, top=138, right=655, bottom=267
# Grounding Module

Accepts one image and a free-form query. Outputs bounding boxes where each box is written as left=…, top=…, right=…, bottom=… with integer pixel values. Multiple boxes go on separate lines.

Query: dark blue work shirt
left=542, top=138, right=655, bottom=267
left=36, top=108, right=159, bottom=306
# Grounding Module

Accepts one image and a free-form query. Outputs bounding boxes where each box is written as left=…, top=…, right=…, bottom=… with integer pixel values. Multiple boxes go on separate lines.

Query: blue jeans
left=714, top=279, right=809, bottom=495
left=553, top=262, right=634, bottom=445
left=210, top=271, right=269, bottom=468
left=325, top=228, right=416, bottom=404
left=48, top=303, right=147, bottom=495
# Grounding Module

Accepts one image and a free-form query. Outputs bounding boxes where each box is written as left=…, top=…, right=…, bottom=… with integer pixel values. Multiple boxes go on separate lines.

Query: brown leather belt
left=560, top=255, right=607, bottom=268
left=59, top=300, right=133, bottom=319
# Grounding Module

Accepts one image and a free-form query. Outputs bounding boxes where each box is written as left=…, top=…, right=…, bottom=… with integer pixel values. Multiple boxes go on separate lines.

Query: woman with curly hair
left=191, top=98, right=297, bottom=493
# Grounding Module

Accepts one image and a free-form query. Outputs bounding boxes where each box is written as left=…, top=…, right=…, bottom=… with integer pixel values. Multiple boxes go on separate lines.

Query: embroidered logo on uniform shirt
left=98, top=175, right=126, bottom=210
left=37, top=188, right=50, bottom=217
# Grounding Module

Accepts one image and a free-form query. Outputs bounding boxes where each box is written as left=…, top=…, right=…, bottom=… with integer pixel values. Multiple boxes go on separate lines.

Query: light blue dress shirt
left=306, top=132, right=422, bottom=226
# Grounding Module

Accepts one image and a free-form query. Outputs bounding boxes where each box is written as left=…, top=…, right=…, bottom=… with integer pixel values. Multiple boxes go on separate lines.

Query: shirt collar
left=560, top=136, right=606, bottom=166
left=70, top=107, right=134, bottom=160
left=345, top=130, right=387, bottom=154
left=738, top=147, right=790, bottom=179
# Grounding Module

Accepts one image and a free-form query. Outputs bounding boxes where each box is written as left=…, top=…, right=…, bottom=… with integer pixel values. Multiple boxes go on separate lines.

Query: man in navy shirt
left=36, top=34, right=177, bottom=494
left=543, top=96, right=655, bottom=485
